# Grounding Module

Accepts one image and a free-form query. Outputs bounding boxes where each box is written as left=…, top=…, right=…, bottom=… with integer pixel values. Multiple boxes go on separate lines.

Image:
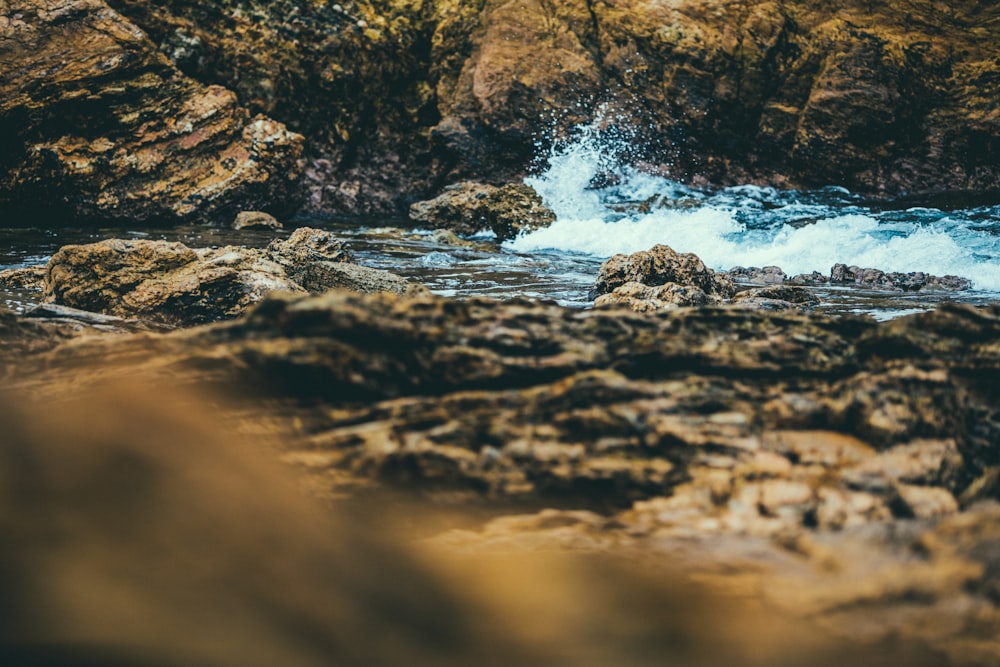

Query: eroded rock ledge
left=4, top=286, right=1000, bottom=663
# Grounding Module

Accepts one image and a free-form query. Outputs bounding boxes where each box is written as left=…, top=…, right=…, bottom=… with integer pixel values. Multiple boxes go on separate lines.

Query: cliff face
left=3, top=0, right=998, bottom=219
left=0, top=0, right=303, bottom=224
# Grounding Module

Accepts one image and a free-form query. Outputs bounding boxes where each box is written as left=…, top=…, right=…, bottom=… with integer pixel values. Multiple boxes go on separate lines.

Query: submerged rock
left=409, top=182, right=555, bottom=241
left=41, top=228, right=417, bottom=325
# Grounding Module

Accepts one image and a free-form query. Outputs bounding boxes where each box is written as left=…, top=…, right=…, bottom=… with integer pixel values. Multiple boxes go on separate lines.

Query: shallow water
left=2, top=122, right=999, bottom=319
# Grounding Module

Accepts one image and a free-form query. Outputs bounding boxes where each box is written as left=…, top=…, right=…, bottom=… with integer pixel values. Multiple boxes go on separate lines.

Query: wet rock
left=0, top=265, right=47, bottom=291
left=233, top=211, right=283, bottom=231
left=593, top=281, right=717, bottom=312
left=830, top=263, right=972, bottom=291
left=41, top=229, right=415, bottom=325
left=5, top=0, right=995, bottom=218
left=409, top=182, right=555, bottom=241
left=727, top=266, right=788, bottom=285
left=591, top=244, right=736, bottom=301
left=268, top=227, right=354, bottom=270
left=8, top=289, right=999, bottom=522
left=0, top=0, right=303, bottom=224
left=789, top=271, right=830, bottom=286
left=731, top=285, right=820, bottom=312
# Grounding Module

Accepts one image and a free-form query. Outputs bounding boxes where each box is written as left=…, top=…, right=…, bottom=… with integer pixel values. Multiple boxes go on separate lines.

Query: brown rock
left=41, top=229, right=415, bottom=325
left=830, top=263, right=972, bottom=291
left=591, top=244, right=735, bottom=300
left=0, top=0, right=303, bottom=223
left=727, top=266, right=789, bottom=285
left=731, top=285, right=820, bottom=311
left=233, top=211, right=284, bottom=231
left=409, top=182, right=555, bottom=240
left=593, top=281, right=717, bottom=312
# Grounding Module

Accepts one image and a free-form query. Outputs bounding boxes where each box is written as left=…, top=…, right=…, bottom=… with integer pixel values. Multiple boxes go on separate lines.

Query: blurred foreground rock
left=3, top=288, right=1000, bottom=663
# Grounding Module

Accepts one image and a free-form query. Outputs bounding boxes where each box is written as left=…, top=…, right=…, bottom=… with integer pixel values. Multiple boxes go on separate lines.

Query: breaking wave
left=514, top=118, right=1000, bottom=292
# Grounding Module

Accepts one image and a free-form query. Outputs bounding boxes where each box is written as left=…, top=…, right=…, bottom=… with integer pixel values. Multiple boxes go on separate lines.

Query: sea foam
left=515, top=119, right=1000, bottom=292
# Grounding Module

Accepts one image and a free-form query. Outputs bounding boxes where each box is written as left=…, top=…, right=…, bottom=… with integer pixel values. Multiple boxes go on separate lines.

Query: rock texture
left=10, top=290, right=999, bottom=511
left=4, top=288, right=1000, bottom=664
left=591, top=244, right=742, bottom=310
left=40, top=228, right=416, bottom=325
left=408, top=181, right=555, bottom=240
left=0, top=0, right=303, bottom=224
left=6, top=0, right=991, bottom=220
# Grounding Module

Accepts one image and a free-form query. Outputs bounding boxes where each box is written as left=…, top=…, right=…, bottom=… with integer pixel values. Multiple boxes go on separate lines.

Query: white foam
left=516, top=121, right=1000, bottom=292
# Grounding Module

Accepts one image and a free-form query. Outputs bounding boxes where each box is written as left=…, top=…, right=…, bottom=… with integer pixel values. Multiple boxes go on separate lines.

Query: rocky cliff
left=3, top=0, right=998, bottom=218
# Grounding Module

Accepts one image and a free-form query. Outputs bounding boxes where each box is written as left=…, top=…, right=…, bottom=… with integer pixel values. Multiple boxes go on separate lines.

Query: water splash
left=515, top=118, right=1000, bottom=292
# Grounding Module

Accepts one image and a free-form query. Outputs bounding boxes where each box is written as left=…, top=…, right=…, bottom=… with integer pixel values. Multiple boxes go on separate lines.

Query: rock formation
left=408, top=181, right=555, bottom=240
left=3, top=285, right=1000, bottom=664
left=0, top=0, right=303, bottom=225
left=39, top=228, right=417, bottom=325
left=3, top=0, right=997, bottom=220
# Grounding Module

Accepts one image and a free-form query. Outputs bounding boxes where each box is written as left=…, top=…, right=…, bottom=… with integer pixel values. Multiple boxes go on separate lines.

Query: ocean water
left=514, top=119, right=1000, bottom=293
left=2, top=120, right=998, bottom=319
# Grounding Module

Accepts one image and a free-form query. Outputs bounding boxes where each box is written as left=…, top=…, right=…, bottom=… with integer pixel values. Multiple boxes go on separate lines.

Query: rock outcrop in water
left=40, top=228, right=418, bottom=325
left=3, top=0, right=997, bottom=220
left=408, top=181, right=555, bottom=241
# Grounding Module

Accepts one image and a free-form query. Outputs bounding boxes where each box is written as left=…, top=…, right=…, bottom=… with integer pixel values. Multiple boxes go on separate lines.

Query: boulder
left=593, top=281, right=717, bottom=312
left=730, top=285, right=820, bottom=311
left=0, top=0, right=303, bottom=224
left=409, top=182, right=555, bottom=241
left=830, top=263, right=973, bottom=291
left=233, top=211, right=284, bottom=231
left=726, top=266, right=789, bottom=285
left=591, top=244, right=736, bottom=301
left=41, top=228, right=416, bottom=325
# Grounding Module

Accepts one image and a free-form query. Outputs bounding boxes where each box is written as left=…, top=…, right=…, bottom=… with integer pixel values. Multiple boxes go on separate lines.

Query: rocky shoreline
left=2, top=218, right=1000, bottom=663
left=2, top=0, right=1000, bottom=663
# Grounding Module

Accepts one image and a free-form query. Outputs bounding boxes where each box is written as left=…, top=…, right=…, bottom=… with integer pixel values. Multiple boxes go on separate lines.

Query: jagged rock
left=0, top=0, right=303, bottom=224
left=267, top=227, right=354, bottom=270
left=830, top=263, right=973, bottom=291
left=409, top=182, right=555, bottom=241
left=591, top=244, right=736, bottom=301
left=789, top=271, right=830, bottom=286
left=4, top=288, right=1000, bottom=663
left=731, top=285, right=820, bottom=311
left=727, top=266, right=788, bottom=285
left=4, top=1, right=996, bottom=218
left=8, top=290, right=999, bottom=518
left=593, top=281, right=717, bottom=312
left=41, top=228, right=415, bottom=325
left=233, top=211, right=283, bottom=231
left=0, top=265, right=46, bottom=291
